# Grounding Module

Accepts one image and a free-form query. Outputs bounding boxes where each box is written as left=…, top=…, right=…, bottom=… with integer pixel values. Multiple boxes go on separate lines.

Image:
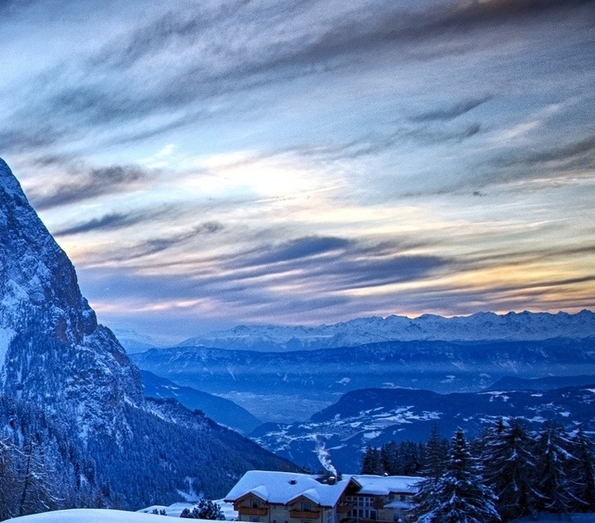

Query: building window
left=346, top=497, right=377, bottom=522
left=302, top=502, right=312, bottom=512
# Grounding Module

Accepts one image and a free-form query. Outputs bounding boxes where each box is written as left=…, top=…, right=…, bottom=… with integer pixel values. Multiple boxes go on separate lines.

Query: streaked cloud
left=0, top=0, right=593, bottom=340
left=28, top=164, right=150, bottom=210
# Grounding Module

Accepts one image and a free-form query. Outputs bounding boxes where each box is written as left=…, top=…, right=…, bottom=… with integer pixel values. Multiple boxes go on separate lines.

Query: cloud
left=55, top=212, right=144, bottom=236
left=93, top=220, right=226, bottom=261
left=217, top=235, right=452, bottom=293
left=248, top=236, right=354, bottom=266
left=5, top=0, right=593, bottom=157
left=29, top=164, right=150, bottom=210
left=514, top=135, right=595, bottom=169
left=410, top=96, right=492, bottom=122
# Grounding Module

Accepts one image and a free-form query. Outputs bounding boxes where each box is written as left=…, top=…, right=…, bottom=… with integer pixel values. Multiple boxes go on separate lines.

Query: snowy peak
left=180, top=310, right=595, bottom=351
left=0, top=158, right=144, bottom=437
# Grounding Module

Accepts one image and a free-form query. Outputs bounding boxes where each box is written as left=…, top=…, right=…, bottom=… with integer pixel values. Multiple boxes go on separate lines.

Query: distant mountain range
left=131, top=337, right=595, bottom=422
left=250, top=382, right=595, bottom=474
left=179, top=310, right=595, bottom=351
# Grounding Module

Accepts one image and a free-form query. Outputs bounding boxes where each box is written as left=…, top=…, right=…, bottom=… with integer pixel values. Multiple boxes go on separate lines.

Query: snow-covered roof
left=351, top=475, right=423, bottom=495
left=224, top=471, right=352, bottom=507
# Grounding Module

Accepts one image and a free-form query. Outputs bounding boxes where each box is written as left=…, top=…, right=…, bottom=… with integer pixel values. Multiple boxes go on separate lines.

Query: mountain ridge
left=179, top=310, right=595, bottom=351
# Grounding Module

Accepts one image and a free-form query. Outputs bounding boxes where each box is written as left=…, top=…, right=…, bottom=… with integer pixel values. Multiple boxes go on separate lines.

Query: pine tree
left=415, top=428, right=500, bottom=523
left=533, top=422, right=577, bottom=515
left=413, top=425, right=448, bottom=522
left=181, top=498, right=226, bottom=519
left=422, top=424, right=448, bottom=481
left=361, top=446, right=384, bottom=475
left=381, top=441, right=400, bottom=475
left=17, top=441, right=61, bottom=517
left=569, top=426, right=595, bottom=511
left=480, top=418, right=538, bottom=521
left=0, top=438, right=20, bottom=520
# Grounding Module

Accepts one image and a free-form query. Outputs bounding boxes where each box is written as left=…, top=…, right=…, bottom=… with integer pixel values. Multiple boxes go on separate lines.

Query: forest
left=361, top=419, right=595, bottom=522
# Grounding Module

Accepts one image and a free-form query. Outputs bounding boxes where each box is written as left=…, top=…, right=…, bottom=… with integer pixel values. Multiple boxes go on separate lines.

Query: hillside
left=140, top=370, right=263, bottom=434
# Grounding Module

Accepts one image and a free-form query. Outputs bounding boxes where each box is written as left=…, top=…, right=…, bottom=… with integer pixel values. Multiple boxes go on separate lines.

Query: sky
left=1, top=0, right=594, bottom=343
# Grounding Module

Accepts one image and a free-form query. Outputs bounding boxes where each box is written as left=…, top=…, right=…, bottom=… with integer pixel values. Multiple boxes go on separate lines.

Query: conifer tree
left=422, top=424, right=448, bottom=481
left=181, top=498, right=226, bottom=519
left=415, top=428, right=500, bottom=523
left=362, top=446, right=384, bottom=475
left=381, top=441, right=399, bottom=475
left=533, top=422, right=577, bottom=515
left=17, top=441, right=60, bottom=517
left=570, top=425, right=595, bottom=511
left=0, top=438, right=20, bottom=520
left=480, top=418, right=538, bottom=521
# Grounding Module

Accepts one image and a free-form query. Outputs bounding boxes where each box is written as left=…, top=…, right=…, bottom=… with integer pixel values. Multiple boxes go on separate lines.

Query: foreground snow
left=9, top=508, right=216, bottom=522
left=11, top=509, right=595, bottom=522
left=10, top=509, right=167, bottom=522
left=11, top=499, right=237, bottom=522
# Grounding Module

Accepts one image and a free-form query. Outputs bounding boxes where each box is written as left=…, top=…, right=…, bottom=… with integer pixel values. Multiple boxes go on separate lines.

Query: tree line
left=362, top=419, right=595, bottom=522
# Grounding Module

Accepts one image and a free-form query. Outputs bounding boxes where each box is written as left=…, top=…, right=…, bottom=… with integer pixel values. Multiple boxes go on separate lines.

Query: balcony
left=289, top=510, right=320, bottom=519
left=239, top=507, right=269, bottom=516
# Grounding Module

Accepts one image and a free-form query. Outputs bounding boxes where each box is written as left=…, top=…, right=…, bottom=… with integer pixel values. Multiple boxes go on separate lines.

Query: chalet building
left=224, top=471, right=423, bottom=523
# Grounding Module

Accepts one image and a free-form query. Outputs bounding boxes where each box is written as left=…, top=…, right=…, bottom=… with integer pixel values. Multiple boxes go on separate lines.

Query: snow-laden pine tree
left=181, top=498, right=226, bottom=519
left=480, top=418, right=538, bottom=521
left=570, top=425, right=595, bottom=511
left=415, top=428, right=500, bottom=523
left=534, top=422, right=578, bottom=515
left=0, top=439, right=20, bottom=520
left=413, top=425, right=448, bottom=521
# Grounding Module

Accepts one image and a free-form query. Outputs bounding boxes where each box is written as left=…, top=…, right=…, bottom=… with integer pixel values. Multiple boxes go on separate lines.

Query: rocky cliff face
left=0, top=158, right=297, bottom=508
left=0, top=158, right=144, bottom=439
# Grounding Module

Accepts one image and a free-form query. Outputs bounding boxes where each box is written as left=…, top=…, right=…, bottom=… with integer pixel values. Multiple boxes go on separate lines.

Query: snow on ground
left=13, top=507, right=595, bottom=523
left=9, top=507, right=595, bottom=523
left=10, top=509, right=172, bottom=522
left=10, top=500, right=238, bottom=522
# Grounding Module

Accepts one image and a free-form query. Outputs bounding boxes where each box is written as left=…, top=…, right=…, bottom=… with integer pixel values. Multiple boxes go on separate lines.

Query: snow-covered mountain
left=0, top=158, right=295, bottom=509
left=111, top=328, right=164, bottom=353
left=250, top=384, right=595, bottom=474
left=0, top=158, right=143, bottom=438
left=180, top=310, right=595, bottom=351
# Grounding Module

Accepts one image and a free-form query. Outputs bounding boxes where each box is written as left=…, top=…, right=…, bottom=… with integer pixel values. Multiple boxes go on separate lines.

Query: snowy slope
left=180, top=310, right=595, bottom=351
